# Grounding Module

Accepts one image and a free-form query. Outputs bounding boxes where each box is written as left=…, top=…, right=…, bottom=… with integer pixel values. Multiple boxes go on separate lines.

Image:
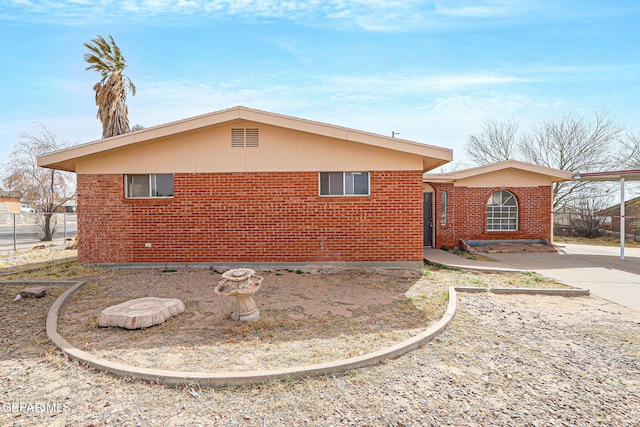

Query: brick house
left=596, top=196, right=640, bottom=236
left=423, top=161, right=573, bottom=249
left=38, top=106, right=452, bottom=270
left=38, top=107, right=571, bottom=268
left=0, top=191, right=21, bottom=213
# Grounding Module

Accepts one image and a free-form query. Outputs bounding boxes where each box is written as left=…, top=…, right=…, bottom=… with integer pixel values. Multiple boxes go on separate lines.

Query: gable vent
left=231, top=128, right=259, bottom=148
left=245, top=128, right=259, bottom=147
left=231, top=128, right=245, bottom=147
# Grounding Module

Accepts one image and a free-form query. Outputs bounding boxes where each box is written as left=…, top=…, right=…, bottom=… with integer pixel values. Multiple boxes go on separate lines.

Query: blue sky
left=1, top=0, right=639, bottom=170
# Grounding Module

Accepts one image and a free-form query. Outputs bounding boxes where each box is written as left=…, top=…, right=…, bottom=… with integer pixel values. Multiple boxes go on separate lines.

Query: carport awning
left=573, top=170, right=640, bottom=181
left=574, top=169, right=640, bottom=260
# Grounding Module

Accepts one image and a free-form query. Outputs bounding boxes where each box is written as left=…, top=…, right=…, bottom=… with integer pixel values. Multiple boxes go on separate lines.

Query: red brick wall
left=429, top=184, right=552, bottom=249
left=77, top=171, right=424, bottom=264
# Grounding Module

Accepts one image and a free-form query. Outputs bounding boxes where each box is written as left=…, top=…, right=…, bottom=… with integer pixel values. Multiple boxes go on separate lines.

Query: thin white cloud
left=1, top=0, right=537, bottom=30
left=319, top=72, right=536, bottom=96
left=0, top=67, right=590, bottom=167
left=433, top=0, right=537, bottom=18
left=521, top=65, right=610, bottom=74
left=124, top=78, right=312, bottom=129
left=435, top=5, right=506, bottom=17
left=117, top=69, right=552, bottom=132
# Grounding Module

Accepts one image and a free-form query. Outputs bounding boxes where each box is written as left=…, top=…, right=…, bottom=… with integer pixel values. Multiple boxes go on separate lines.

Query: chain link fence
left=0, top=213, right=77, bottom=252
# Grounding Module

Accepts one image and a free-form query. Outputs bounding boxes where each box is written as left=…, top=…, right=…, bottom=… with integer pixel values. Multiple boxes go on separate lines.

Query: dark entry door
left=423, top=192, right=433, bottom=247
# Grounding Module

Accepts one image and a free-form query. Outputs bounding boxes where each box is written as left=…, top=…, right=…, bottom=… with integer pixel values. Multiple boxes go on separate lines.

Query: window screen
left=126, top=174, right=174, bottom=198
left=320, top=172, right=369, bottom=196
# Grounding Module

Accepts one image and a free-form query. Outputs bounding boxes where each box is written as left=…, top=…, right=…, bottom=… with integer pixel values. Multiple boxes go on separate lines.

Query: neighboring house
left=38, top=106, right=452, bottom=270
left=38, top=107, right=573, bottom=268
left=553, top=205, right=581, bottom=227
left=0, top=191, right=21, bottom=213
left=57, top=199, right=77, bottom=214
left=596, top=197, right=640, bottom=236
left=553, top=205, right=603, bottom=235
left=423, top=161, right=573, bottom=249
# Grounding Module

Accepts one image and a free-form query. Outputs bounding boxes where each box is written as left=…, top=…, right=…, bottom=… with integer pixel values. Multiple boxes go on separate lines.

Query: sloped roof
left=37, top=106, right=452, bottom=172
left=0, top=191, right=18, bottom=199
left=574, top=170, right=640, bottom=181
left=596, top=196, right=640, bottom=217
left=423, top=159, right=573, bottom=182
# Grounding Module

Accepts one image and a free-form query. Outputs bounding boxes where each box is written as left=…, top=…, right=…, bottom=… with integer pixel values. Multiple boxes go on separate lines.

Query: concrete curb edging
left=1, top=280, right=83, bottom=287
left=46, top=282, right=458, bottom=387
left=454, top=287, right=590, bottom=296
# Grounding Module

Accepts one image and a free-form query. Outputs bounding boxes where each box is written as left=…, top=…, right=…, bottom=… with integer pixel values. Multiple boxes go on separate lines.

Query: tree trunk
left=42, top=213, right=54, bottom=241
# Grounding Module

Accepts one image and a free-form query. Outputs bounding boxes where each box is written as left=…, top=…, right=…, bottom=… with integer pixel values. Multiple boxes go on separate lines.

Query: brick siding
left=77, top=171, right=424, bottom=264
left=429, top=183, right=552, bottom=249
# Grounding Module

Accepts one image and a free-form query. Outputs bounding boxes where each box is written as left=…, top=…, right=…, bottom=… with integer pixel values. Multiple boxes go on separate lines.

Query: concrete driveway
left=488, top=243, right=640, bottom=312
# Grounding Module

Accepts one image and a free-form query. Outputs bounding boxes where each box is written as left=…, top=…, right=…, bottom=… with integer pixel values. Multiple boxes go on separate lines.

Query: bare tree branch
left=518, top=112, right=622, bottom=210
left=561, top=184, right=614, bottom=237
left=618, top=131, right=640, bottom=169
left=465, top=118, right=520, bottom=165
left=2, top=123, right=76, bottom=241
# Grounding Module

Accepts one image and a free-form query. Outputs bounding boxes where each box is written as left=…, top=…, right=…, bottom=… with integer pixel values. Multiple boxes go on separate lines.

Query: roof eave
left=423, top=160, right=574, bottom=182
left=574, top=170, right=640, bottom=181
left=37, top=106, right=453, bottom=172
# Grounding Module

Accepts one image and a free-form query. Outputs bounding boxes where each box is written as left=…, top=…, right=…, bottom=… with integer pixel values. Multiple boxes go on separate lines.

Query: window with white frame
left=319, top=172, right=369, bottom=196
left=487, top=190, right=518, bottom=231
left=125, top=174, right=174, bottom=198
left=441, top=191, right=447, bottom=225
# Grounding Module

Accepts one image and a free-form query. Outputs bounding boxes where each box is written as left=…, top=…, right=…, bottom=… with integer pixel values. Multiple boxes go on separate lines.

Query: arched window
left=487, top=190, right=518, bottom=231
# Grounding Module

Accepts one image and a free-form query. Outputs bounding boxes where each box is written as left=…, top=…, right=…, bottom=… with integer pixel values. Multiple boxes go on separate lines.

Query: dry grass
left=0, top=245, right=77, bottom=273
left=2, top=259, right=104, bottom=280
left=2, top=257, right=638, bottom=426
left=423, top=263, right=570, bottom=289
left=0, top=284, right=68, bottom=360
left=555, top=234, right=640, bottom=248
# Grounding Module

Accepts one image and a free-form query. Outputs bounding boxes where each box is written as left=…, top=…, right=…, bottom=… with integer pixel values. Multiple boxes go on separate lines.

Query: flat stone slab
left=98, top=297, right=185, bottom=329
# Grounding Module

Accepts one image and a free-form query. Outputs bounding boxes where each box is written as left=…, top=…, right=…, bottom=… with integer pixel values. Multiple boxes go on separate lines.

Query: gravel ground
left=1, top=259, right=639, bottom=426
left=0, top=244, right=76, bottom=272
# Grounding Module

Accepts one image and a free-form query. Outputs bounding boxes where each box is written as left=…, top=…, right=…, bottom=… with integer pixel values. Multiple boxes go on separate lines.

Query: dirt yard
left=57, top=267, right=434, bottom=371
left=1, top=258, right=639, bottom=426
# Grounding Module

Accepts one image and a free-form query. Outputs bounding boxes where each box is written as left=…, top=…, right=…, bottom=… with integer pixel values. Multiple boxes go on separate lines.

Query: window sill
left=319, top=194, right=370, bottom=198
left=123, top=198, right=174, bottom=205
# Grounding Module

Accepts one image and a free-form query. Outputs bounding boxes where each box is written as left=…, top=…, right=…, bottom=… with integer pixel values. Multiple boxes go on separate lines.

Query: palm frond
left=84, top=34, right=135, bottom=139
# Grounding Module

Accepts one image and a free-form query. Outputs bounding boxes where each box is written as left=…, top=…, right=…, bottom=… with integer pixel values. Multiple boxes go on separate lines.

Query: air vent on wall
left=245, top=128, right=259, bottom=147
left=231, top=128, right=259, bottom=148
left=231, top=128, right=245, bottom=147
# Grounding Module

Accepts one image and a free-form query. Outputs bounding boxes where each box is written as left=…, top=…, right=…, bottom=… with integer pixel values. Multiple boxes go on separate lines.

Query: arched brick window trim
left=487, top=189, right=518, bottom=231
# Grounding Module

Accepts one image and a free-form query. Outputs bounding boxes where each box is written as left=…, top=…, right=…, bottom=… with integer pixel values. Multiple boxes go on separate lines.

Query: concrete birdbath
left=214, top=268, right=263, bottom=322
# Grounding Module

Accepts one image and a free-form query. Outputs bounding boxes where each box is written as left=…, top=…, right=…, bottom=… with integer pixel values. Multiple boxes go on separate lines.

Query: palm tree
left=83, top=35, right=136, bottom=138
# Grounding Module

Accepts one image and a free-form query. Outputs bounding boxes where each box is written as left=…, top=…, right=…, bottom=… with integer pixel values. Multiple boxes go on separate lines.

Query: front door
left=423, top=192, right=433, bottom=247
